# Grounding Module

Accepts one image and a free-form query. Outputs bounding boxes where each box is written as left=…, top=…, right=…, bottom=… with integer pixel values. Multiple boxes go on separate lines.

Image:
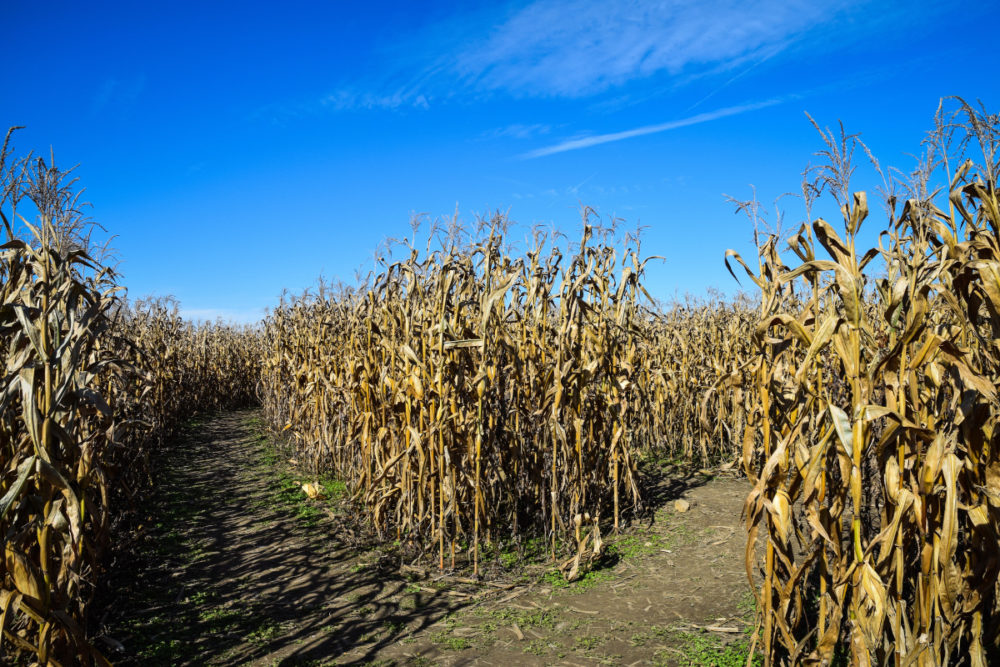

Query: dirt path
left=102, top=410, right=758, bottom=666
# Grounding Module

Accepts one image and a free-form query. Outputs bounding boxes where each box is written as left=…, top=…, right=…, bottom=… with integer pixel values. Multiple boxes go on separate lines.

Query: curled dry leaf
left=302, top=482, right=327, bottom=500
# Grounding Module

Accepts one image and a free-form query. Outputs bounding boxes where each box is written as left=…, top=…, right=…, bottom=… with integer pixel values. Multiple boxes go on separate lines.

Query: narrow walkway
left=103, top=410, right=756, bottom=666
left=103, top=410, right=467, bottom=665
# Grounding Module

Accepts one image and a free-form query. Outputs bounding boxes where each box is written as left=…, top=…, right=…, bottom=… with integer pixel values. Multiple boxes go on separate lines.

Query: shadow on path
left=100, top=411, right=756, bottom=666
left=102, top=409, right=475, bottom=666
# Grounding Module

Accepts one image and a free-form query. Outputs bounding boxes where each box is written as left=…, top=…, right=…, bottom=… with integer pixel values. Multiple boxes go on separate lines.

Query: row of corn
left=258, top=214, right=758, bottom=577
left=0, top=131, right=262, bottom=664
left=737, top=100, right=1000, bottom=664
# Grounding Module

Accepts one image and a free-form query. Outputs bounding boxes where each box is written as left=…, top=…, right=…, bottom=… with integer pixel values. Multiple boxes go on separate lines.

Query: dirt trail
left=103, top=410, right=758, bottom=666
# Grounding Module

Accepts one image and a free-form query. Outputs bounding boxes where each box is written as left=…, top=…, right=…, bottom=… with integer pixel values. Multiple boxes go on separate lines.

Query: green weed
left=657, top=629, right=761, bottom=667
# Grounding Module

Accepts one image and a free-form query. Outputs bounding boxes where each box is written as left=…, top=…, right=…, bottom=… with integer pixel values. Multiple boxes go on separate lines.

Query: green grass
left=247, top=621, right=283, bottom=645
left=628, top=624, right=672, bottom=647
left=530, top=509, right=703, bottom=596
left=523, top=639, right=549, bottom=656
left=430, top=629, right=472, bottom=651
left=540, top=561, right=616, bottom=592
left=574, top=634, right=605, bottom=651
left=607, top=534, right=665, bottom=559
left=321, top=478, right=348, bottom=499
left=198, top=606, right=241, bottom=624
left=144, top=638, right=185, bottom=662
left=253, top=423, right=351, bottom=530
left=737, top=590, right=756, bottom=621
left=655, top=629, right=761, bottom=667
left=481, top=605, right=559, bottom=631
left=383, top=620, right=406, bottom=635
left=474, top=534, right=574, bottom=573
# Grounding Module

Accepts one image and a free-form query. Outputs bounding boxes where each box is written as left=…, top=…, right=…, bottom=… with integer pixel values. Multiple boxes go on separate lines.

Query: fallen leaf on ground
left=302, top=482, right=326, bottom=499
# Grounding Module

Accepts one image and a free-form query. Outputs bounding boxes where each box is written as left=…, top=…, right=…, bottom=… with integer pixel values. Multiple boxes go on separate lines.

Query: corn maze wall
left=733, top=101, right=1000, bottom=664
left=0, top=131, right=262, bottom=664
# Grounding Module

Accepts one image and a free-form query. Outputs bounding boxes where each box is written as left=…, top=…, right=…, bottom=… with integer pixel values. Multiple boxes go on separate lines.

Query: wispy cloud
left=261, top=0, right=870, bottom=120
left=320, top=88, right=431, bottom=112
left=91, top=75, right=145, bottom=115
left=521, top=98, right=784, bottom=159
left=481, top=123, right=553, bottom=140
left=252, top=83, right=431, bottom=124
left=453, top=0, right=858, bottom=98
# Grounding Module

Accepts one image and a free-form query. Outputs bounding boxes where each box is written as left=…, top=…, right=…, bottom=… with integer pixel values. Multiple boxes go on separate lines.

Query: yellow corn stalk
left=735, top=99, right=1000, bottom=665
left=0, top=129, right=262, bottom=663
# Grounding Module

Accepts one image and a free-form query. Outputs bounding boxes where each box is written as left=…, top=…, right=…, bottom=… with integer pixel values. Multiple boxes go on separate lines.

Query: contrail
left=520, top=98, right=785, bottom=159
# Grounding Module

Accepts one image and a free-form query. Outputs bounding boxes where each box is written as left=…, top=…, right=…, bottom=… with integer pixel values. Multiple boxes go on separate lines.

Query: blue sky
left=6, top=1, right=1000, bottom=322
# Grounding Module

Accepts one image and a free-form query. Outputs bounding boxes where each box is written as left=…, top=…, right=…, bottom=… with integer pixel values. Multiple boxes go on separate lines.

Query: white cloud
left=481, top=123, right=553, bottom=140
left=521, top=98, right=784, bottom=158
left=274, top=0, right=867, bottom=118
left=457, top=0, right=870, bottom=100
left=454, top=0, right=850, bottom=97
left=320, top=89, right=430, bottom=112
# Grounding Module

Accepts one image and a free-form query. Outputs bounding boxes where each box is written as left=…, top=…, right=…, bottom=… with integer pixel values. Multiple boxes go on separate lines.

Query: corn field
left=648, top=293, right=757, bottom=464
left=0, top=130, right=261, bottom=664
left=261, top=217, right=661, bottom=573
left=736, top=100, right=1000, bottom=664
left=259, top=209, right=763, bottom=577
left=5, top=99, right=1000, bottom=666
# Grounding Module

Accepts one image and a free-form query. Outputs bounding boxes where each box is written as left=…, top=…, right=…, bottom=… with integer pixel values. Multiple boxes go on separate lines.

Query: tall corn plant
left=115, top=296, right=262, bottom=444
left=0, top=129, right=264, bottom=663
left=643, top=293, right=758, bottom=465
left=260, top=213, right=655, bottom=570
left=0, top=135, right=120, bottom=664
left=735, top=100, right=1000, bottom=665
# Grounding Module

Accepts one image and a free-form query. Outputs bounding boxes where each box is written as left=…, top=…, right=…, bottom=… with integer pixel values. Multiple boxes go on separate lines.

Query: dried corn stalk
left=737, top=99, right=1000, bottom=665
left=261, top=214, right=657, bottom=571
left=0, top=129, right=262, bottom=663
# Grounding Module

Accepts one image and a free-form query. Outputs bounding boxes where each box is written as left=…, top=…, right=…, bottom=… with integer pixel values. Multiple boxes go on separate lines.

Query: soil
left=99, top=410, right=759, bottom=666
